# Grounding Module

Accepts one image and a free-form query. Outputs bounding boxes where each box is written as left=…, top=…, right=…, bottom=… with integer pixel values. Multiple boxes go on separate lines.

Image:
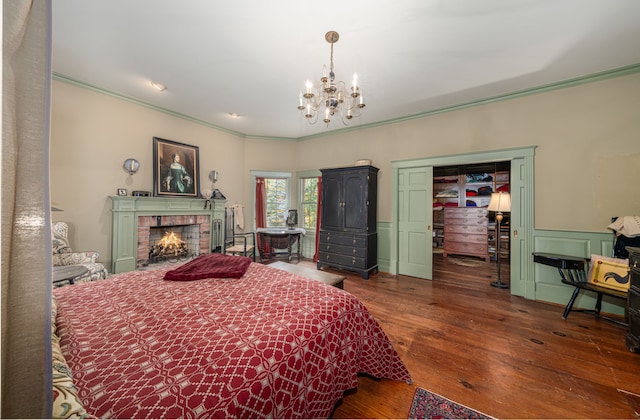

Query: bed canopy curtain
left=2, top=0, right=54, bottom=418
left=313, top=176, right=322, bottom=262
left=255, top=177, right=270, bottom=255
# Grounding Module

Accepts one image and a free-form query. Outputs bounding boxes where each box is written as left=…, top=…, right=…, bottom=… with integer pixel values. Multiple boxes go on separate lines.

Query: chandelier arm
left=306, top=110, right=319, bottom=125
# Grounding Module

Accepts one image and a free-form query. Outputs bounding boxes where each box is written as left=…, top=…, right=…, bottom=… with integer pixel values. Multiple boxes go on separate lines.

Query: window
left=264, top=177, right=289, bottom=227
left=300, top=177, right=318, bottom=230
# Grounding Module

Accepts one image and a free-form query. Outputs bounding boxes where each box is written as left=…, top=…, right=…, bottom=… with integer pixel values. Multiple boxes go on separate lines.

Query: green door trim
left=391, top=146, right=536, bottom=299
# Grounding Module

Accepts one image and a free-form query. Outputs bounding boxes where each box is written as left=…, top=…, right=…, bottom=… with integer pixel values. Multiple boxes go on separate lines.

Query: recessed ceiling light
left=150, top=81, right=166, bottom=92
left=228, top=112, right=241, bottom=118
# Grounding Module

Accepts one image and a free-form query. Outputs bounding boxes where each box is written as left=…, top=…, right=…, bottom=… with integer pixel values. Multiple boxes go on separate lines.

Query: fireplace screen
left=150, top=231, right=189, bottom=263
left=148, top=225, right=200, bottom=264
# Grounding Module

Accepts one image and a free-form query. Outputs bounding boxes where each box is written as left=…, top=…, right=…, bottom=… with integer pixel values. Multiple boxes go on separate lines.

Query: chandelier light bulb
left=297, top=31, right=365, bottom=127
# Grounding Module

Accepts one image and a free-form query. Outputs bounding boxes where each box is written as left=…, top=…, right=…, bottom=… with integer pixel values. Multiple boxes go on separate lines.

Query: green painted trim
left=53, top=73, right=296, bottom=142
left=392, top=146, right=536, bottom=168
left=296, top=169, right=321, bottom=178
left=250, top=170, right=292, bottom=178
left=297, top=63, right=640, bottom=142
left=389, top=169, right=399, bottom=275
left=55, top=63, right=640, bottom=142
left=295, top=170, right=321, bottom=258
left=53, top=73, right=248, bottom=138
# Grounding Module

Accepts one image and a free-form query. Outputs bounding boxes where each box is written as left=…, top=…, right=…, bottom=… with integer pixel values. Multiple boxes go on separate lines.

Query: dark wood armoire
left=317, top=165, right=378, bottom=279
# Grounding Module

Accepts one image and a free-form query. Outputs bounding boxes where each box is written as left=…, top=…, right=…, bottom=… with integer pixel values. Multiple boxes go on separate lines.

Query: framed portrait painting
left=153, top=137, right=200, bottom=198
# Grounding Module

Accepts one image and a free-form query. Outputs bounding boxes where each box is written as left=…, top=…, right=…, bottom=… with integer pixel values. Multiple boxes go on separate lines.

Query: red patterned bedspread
left=53, top=262, right=411, bottom=418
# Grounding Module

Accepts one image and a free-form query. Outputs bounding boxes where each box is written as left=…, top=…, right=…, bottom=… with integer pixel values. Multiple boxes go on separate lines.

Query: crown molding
left=54, top=63, right=640, bottom=142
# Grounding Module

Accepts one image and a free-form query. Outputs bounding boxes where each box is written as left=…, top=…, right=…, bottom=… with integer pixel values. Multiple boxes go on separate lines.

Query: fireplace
left=137, top=215, right=210, bottom=268
left=110, top=196, right=226, bottom=274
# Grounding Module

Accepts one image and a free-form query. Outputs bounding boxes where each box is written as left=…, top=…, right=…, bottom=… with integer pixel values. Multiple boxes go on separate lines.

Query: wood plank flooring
left=297, top=254, right=640, bottom=419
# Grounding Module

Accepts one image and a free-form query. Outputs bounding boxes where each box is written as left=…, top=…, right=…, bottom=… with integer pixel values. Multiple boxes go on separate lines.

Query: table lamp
left=488, top=192, right=511, bottom=288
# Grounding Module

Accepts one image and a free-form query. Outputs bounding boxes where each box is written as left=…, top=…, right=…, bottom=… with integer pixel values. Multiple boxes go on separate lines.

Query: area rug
left=408, top=387, right=494, bottom=419
left=447, top=256, right=487, bottom=267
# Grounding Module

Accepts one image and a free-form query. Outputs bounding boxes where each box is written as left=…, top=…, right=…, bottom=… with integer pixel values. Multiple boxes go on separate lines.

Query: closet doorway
left=392, top=146, right=535, bottom=299
left=433, top=161, right=510, bottom=284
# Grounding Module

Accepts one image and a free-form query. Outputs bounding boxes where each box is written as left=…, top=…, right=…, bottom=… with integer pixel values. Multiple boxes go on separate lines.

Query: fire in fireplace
left=150, top=230, right=191, bottom=263
left=138, top=216, right=208, bottom=268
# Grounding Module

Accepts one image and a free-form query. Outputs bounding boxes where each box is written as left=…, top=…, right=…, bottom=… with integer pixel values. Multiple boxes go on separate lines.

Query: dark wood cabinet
left=626, top=246, right=640, bottom=352
left=318, top=165, right=378, bottom=279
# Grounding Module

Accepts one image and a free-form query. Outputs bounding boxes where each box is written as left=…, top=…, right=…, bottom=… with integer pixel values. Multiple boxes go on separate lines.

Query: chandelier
left=297, top=31, right=365, bottom=126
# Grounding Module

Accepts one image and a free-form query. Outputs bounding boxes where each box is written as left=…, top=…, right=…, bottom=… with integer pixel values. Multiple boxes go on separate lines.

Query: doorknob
left=427, top=225, right=431, bottom=231
left=513, top=229, right=518, bottom=237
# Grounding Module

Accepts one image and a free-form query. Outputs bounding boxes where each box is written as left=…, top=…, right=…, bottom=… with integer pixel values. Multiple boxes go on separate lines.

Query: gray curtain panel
left=2, top=0, right=53, bottom=418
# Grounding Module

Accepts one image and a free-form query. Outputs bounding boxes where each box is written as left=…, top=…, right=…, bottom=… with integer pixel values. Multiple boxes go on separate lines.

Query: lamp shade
left=488, top=192, right=511, bottom=213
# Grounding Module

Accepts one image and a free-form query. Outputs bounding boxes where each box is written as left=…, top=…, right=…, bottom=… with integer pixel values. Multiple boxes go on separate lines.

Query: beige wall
left=287, top=72, right=640, bottom=227
left=51, top=73, right=640, bottom=270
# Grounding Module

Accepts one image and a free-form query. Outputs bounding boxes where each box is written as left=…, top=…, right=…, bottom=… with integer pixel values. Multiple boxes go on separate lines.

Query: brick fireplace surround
left=110, top=196, right=226, bottom=274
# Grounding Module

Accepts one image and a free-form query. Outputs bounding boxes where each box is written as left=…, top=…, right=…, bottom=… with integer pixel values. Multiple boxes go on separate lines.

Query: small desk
left=532, top=252, right=627, bottom=324
left=257, top=228, right=305, bottom=262
left=53, top=265, right=89, bottom=286
left=268, top=261, right=345, bottom=289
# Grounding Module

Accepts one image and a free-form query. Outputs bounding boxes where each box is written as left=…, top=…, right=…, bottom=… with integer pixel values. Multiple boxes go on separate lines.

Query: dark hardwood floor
left=302, top=254, right=639, bottom=419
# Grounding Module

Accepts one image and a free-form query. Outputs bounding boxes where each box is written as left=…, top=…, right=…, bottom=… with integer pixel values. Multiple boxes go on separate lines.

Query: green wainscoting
left=377, top=222, right=393, bottom=273
left=532, top=229, right=623, bottom=316
left=376, top=223, right=625, bottom=316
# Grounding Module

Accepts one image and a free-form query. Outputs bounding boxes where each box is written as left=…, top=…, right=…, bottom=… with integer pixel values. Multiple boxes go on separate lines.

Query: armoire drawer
left=319, top=242, right=367, bottom=258
left=319, top=231, right=366, bottom=247
left=319, top=251, right=366, bottom=269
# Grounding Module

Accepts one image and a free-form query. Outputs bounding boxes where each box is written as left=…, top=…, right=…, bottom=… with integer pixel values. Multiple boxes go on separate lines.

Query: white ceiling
left=52, top=0, right=640, bottom=140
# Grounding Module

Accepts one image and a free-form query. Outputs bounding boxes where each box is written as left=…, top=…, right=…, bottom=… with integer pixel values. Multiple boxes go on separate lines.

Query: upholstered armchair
left=52, top=222, right=108, bottom=286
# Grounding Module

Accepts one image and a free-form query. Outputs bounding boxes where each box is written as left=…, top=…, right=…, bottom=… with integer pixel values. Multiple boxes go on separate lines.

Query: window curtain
left=255, top=177, right=269, bottom=256
left=2, top=0, right=54, bottom=418
left=313, top=176, right=323, bottom=262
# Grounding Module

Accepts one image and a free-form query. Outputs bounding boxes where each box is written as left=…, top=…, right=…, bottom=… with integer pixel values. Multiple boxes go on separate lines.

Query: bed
left=52, top=254, right=411, bottom=418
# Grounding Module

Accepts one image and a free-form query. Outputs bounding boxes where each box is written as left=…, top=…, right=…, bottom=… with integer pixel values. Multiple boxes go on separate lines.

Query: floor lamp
left=488, top=192, right=511, bottom=289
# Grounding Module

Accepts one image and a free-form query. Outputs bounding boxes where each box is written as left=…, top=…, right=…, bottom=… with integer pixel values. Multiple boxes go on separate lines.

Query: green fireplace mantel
left=110, top=196, right=226, bottom=274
